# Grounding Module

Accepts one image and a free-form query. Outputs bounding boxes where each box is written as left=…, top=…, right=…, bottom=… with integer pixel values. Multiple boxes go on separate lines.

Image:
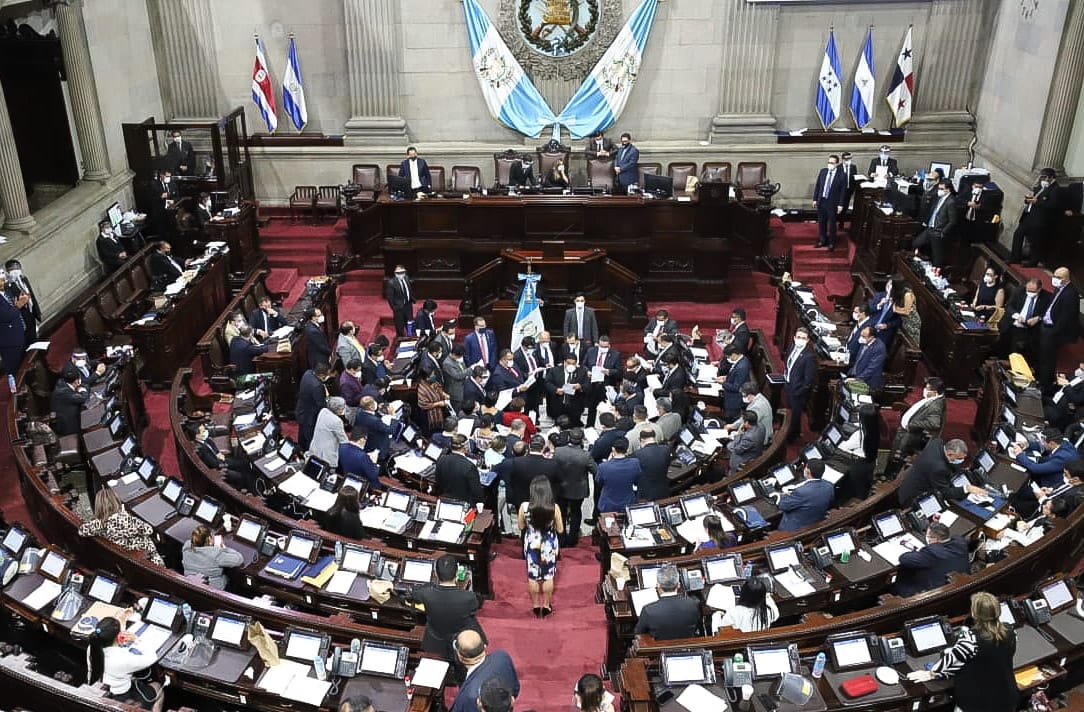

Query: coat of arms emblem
left=518, top=0, right=600, bottom=57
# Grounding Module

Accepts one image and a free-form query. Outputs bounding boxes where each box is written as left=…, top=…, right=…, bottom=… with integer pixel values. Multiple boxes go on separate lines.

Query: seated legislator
left=71, top=348, right=108, bottom=387
left=585, top=130, right=614, bottom=160
left=847, top=326, right=886, bottom=390
left=898, top=438, right=987, bottom=507
left=95, top=220, right=128, bottom=273
left=194, top=192, right=213, bottom=230
left=87, top=615, right=165, bottom=711
left=323, top=485, right=365, bottom=539
left=711, top=575, right=779, bottom=634
left=775, top=460, right=834, bottom=531
left=79, top=488, right=165, bottom=566
left=891, top=377, right=947, bottom=458
left=182, top=525, right=244, bottom=589
left=726, top=383, right=773, bottom=446
left=193, top=422, right=258, bottom=492
left=1007, top=427, right=1078, bottom=489
left=727, top=410, right=766, bottom=475
left=892, top=522, right=969, bottom=597
left=543, top=159, right=570, bottom=189
left=995, top=278, right=1049, bottom=360
left=912, top=180, right=959, bottom=267
left=971, top=267, right=1006, bottom=320
left=149, top=241, right=188, bottom=282
left=339, top=429, right=382, bottom=492
left=634, top=563, right=702, bottom=640
left=249, top=296, right=287, bottom=341
left=50, top=365, right=89, bottom=436
left=1044, top=362, right=1084, bottom=429
left=229, top=325, right=270, bottom=376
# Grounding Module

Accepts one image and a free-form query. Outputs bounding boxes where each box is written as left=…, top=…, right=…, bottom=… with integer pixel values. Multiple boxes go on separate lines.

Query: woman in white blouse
left=711, top=575, right=779, bottom=634
left=87, top=614, right=164, bottom=711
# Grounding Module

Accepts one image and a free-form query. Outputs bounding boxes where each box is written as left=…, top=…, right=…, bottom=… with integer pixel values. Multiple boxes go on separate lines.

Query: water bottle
left=812, top=652, right=826, bottom=679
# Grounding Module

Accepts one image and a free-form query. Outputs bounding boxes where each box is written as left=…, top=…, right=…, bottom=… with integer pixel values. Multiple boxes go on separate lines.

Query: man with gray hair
left=898, top=437, right=986, bottom=506
left=653, top=397, right=682, bottom=442
left=727, top=381, right=773, bottom=445
left=309, top=396, right=349, bottom=467
left=634, top=562, right=702, bottom=639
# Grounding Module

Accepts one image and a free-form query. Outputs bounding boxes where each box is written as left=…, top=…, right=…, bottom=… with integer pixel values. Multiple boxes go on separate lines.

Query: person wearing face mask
left=0, top=270, right=27, bottom=389
left=643, top=309, right=677, bottom=357
left=890, top=377, right=946, bottom=459
left=726, top=382, right=772, bottom=446
left=192, top=421, right=257, bottom=492
left=971, top=268, right=1005, bottom=317
left=303, top=308, right=332, bottom=369
left=152, top=169, right=176, bottom=206
left=962, top=175, right=1003, bottom=242
left=782, top=327, right=816, bottom=442
left=715, top=345, right=751, bottom=420
left=720, top=308, right=750, bottom=359
left=545, top=354, right=589, bottom=427
left=995, top=277, right=1049, bottom=360
left=1009, top=459, right=1084, bottom=521
left=228, top=325, right=272, bottom=376
left=414, top=298, right=438, bottom=338
left=1007, top=426, right=1078, bottom=489
left=898, top=438, right=986, bottom=506
left=774, top=460, right=835, bottom=531
left=70, top=348, right=107, bottom=386
left=916, top=169, right=944, bottom=219
left=867, top=144, right=899, bottom=178
left=813, top=154, right=847, bottom=250
left=727, top=410, right=765, bottom=475
left=384, top=264, right=416, bottom=337
left=339, top=358, right=366, bottom=408
left=95, top=220, right=128, bottom=273
left=3, top=260, right=39, bottom=345
left=837, top=151, right=859, bottom=228
left=165, top=130, right=195, bottom=174
left=464, top=316, right=498, bottom=370
left=1043, top=361, right=1084, bottom=429
left=612, top=132, right=639, bottom=194
left=149, top=241, right=189, bottom=281
left=846, top=325, right=886, bottom=391
left=436, top=319, right=457, bottom=361
left=249, top=296, right=286, bottom=343
left=442, top=345, right=470, bottom=412
left=892, top=521, right=968, bottom=597
left=1037, top=266, right=1081, bottom=392
left=296, top=363, right=332, bottom=450
left=912, top=180, right=958, bottom=267
left=487, top=349, right=530, bottom=398
left=1010, top=167, right=1061, bottom=266
left=847, top=304, right=871, bottom=365
left=868, top=278, right=902, bottom=348
left=563, top=293, right=599, bottom=347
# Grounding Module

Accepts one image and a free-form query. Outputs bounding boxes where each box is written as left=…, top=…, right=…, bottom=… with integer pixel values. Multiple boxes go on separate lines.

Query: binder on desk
left=301, top=556, right=337, bottom=587
left=264, top=554, right=306, bottom=580
left=960, top=321, right=989, bottom=331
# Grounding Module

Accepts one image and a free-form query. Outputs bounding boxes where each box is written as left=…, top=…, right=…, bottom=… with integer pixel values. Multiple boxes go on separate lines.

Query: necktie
left=509, top=366, right=519, bottom=380
left=542, top=345, right=551, bottom=366
left=967, top=191, right=981, bottom=221
left=596, top=349, right=605, bottom=368
left=929, top=197, right=944, bottom=226
left=400, top=278, right=410, bottom=301
left=1024, top=294, right=1036, bottom=320
left=785, top=347, right=801, bottom=380
left=479, top=332, right=489, bottom=364
left=823, top=171, right=834, bottom=198
left=526, top=351, right=536, bottom=372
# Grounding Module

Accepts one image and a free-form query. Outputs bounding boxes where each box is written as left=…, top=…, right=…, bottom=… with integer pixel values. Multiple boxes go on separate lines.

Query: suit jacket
left=360, top=357, right=387, bottom=386
left=0, top=293, right=24, bottom=357
left=196, top=204, right=213, bottom=230
left=339, top=443, right=381, bottom=491
left=634, top=442, right=672, bottom=501
left=659, top=365, right=688, bottom=392
left=339, top=371, right=365, bottom=407
left=596, top=456, right=642, bottom=512
left=487, top=364, right=524, bottom=395
left=901, top=396, right=945, bottom=435
left=728, top=423, right=766, bottom=474
left=533, top=341, right=558, bottom=369
left=336, top=338, right=364, bottom=371
left=591, top=428, right=624, bottom=463
left=442, top=358, right=469, bottom=407
left=867, top=156, right=900, bottom=177
left=634, top=595, right=701, bottom=640
left=435, top=452, right=484, bottom=504
left=1015, top=440, right=1078, bottom=488
left=418, top=353, right=444, bottom=384
left=559, top=340, right=584, bottom=365
left=778, top=479, right=835, bottom=531
left=922, top=194, right=959, bottom=236
left=813, top=167, right=848, bottom=208
left=414, top=308, right=436, bottom=336
left=544, top=365, right=589, bottom=407
left=165, top=140, right=195, bottom=172
left=50, top=380, right=89, bottom=436
left=898, top=438, right=967, bottom=506
left=584, top=136, right=615, bottom=158
left=354, top=408, right=398, bottom=459
left=721, top=356, right=752, bottom=415
left=783, top=346, right=817, bottom=402
left=149, top=252, right=184, bottom=281
left=894, top=536, right=969, bottom=597
left=249, top=307, right=286, bottom=337
left=614, top=143, right=640, bottom=187
left=1043, top=283, right=1081, bottom=348
left=507, top=453, right=559, bottom=508
left=410, top=583, right=484, bottom=660
left=398, top=157, right=432, bottom=191
left=304, top=322, right=332, bottom=369
left=450, top=650, right=520, bottom=712
left=195, top=438, right=224, bottom=470
left=463, top=378, right=487, bottom=407
left=1020, top=182, right=1062, bottom=227
left=847, top=318, right=871, bottom=365
left=848, top=338, right=887, bottom=390
left=728, top=322, right=751, bottom=355
left=229, top=335, right=268, bottom=376
left=839, top=160, right=859, bottom=202
left=868, top=292, right=902, bottom=347
left=563, top=306, right=599, bottom=344
left=310, top=408, right=348, bottom=467
left=998, top=287, right=1051, bottom=335
left=5, top=276, right=40, bottom=325
left=583, top=346, right=622, bottom=382
left=295, top=370, right=328, bottom=439
left=96, top=234, right=127, bottom=272
left=384, top=275, right=415, bottom=309
left=464, top=329, right=498, bottom=370
left=553, top=444, right=597, bottom=500
left=643, top=318, right=679, bottom=339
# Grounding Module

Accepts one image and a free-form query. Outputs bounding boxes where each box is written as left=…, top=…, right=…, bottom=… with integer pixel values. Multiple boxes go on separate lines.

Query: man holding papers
left=545, top=353, right=588, bottom=427
left=1007, top=426, right=1078, bottom=489
left=435, top=435, right=485, bottom=507
left=775, top=460, right=835, bottom=531
left=584, top=335, right=622, bottom=427
left=488, top=349, right=531, bottom=396
left=782, top=327, right=816, bottom=443
left=892, top=522, right=968, bottom=597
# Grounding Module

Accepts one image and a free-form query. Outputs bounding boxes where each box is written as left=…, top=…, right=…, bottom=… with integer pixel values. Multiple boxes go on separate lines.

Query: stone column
left=54, top=0, right=110, bottom=181
left=1034, top=0, right=1084, bottom=172
left=343, top=0, right=408, bottom=144
left=0, top=81, right=34, bottom=232
left=709, top=0, right=779, bottom=143
left=146, top=0, right=222, bottom=119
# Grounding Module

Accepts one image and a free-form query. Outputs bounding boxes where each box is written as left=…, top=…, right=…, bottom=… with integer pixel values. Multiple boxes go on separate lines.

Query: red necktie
left=596, top=349, right=604, bottom=367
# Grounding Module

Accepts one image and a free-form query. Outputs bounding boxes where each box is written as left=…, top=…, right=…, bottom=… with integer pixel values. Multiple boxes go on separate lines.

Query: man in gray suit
left=553, top=429, right=597, bottom=546
left=653, top=397, right=682, bottom=442
left=727, top=410, right=766, bottom=475
left=912, top=180, right=959, bottom=267
left=442, top=345, right=470, bottom=412
left=563, top=293, right=599, bottom=347
left=726, top=382, right=773, bottom=446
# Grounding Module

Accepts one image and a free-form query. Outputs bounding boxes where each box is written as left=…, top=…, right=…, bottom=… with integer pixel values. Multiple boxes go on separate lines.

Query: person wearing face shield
left=70, top=348, right=107, bottom=387
left=3, top=260, right=40, bottom=345
left=898, top=438, right=986, bottom=506
left=1010, top=167, right=1061, bottom=266
left=95, top=220, right=128, bottom=273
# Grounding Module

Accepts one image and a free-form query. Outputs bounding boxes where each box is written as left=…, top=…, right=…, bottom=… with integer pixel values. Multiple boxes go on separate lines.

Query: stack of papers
left=412, top=658, right=450, bottom=689
left=676, top=684, right=727, bottom=712
left=872, top=533, right=925, bottom=566
left=259, top=660, right=331, bottom=705
left=630, top=587, right=659, bottom=615
left=622, top=528, right=656, bottom=549
left=22, top=580, right=63, bottom=610
left=705, top=583, right=736, bottom=611
left=775, top=568, right=816, bottom=597
left=304, top=488, right=338, bottom=512
left=279, top=472, right=320, bottom=499
left=395, top=452, right=435, bottom=474
left=325, top=569, right=358, bottom=595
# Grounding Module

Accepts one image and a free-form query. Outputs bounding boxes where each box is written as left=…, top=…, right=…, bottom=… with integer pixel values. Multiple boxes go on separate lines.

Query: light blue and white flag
left=463, top=0, right=555, bottom=137
left=556, top=0, right=659, bottom=139
left=849, top=28, right=875, bottom=129
left=282, top=35, right=307, bottom=132
left=511, top=271, right=544, bottom=351
left=815, top=30, right=843, bottom=130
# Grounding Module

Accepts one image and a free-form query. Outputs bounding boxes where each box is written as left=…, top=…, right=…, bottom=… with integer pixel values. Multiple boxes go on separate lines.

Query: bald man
left=1037, top=267, right=1081, bottom=393
left=450, top=630, right=520, bottom=712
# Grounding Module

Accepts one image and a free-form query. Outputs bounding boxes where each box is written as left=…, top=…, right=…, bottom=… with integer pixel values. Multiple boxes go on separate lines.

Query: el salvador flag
left=463, top=0, right=555, bottom=138
left=556, top=0, right=659, bottom=139
left=282, top=35, right=308, bottom=132
left=850, top=28, right=875, bottom=129
left=815, top=30, right=843, bottom=130
left=511, top=273, right=544, bottom=351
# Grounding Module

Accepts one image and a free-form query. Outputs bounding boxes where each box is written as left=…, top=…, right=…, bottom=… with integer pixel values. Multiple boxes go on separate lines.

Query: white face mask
left=1074, top=368, right=1084, bottom=380
left=731, top=317, right=740, bottom=326
left=74, top=359, right=87, bottom=369
left=316, top=315, right=325, bottom=324
left=565, top=366, right=575, bottom=374
left=880, top=152, right=890, bottom=159
left=937, top=190, right=948, bottom=198
left=173, top=136, right=182, bottom=144
left=1052, top=277, right=1064, bottom=289
left=1040, top=180, right=1051, bottom=188
left=827, top=163, right=837, bottom=170
left=102, top=228, right=113, bottom=237
left=8, top=269, right=20, bottom=279
left=984, top=275, right=996, bottom=286
left=794, top=337, right=807, bottom=347
left=852, top=311, right=861, bottom=321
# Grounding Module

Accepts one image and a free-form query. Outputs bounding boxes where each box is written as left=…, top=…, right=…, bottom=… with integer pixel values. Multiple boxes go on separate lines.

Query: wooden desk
left=850, top=188, right=921, bottom=281
left=206, top=201, right=264, bottom=279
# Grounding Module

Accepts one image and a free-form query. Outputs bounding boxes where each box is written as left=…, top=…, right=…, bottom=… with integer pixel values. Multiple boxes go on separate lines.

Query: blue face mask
left=948, top=457, right=965, bottom=466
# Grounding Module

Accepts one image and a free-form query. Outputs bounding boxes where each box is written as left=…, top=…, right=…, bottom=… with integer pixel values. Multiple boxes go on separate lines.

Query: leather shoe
left=814, top=241, right=827, bottom=248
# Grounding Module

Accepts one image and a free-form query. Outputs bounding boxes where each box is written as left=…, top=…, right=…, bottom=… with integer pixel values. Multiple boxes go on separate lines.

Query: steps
left=258, top=216, right=348, bottom=274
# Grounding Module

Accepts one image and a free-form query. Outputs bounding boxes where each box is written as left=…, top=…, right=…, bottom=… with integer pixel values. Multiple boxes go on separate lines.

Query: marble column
left=0, top=81, right=34, bottom=231
left=146, top=0, right=221, bottom=119
left=709, top=0, right=779, bottom=143
left=54, top=0, right=110, bottom=181
left=343, top=0, right=408, bottom=144
left=1034, top=0, right=1084, bottom=172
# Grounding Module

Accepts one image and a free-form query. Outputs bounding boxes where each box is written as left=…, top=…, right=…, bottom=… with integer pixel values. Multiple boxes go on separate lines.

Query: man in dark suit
left=1008, top=427, right=1080, bottom=489
left=782, top=326, right=816, bottom=442
left=354, top=395, right=399, bottom=462
left=722, top=308, right=751, bottom=356
left=869, top=281, right=903, bottom=349
left=848, top=304, right=872, bottom=366
left=193, top=421, right=258, bottom=492
left=584, top=130, right=614, bottom=160
left=837, top=151, right=859, bottom=228
left=867, top=144, right=899, bottom=178
left=728, top=410, right=766, bottom=475
left=893, top=522, right=968, bottom=597
left=584, top=335, right=621, bottom=426
left=634, top=429, right=671, bottom=501
left=435, top=435, right=485, bottom=505
left=1011, top=167, right=1062, bottom=266
left=563, top=294, right=599, bottom=346
left=296, top=364, right=330, bottom=450
left=776, top=460, right=835, bottom=531
left=229, top=325, right=270, bottom=376
left=559, top=333, right=584, bottom=365
left=194, top=192, right=214, bottom=231
left=553, top=429, right=596, bottom=546
left=414, top=299, right=438, bottom=337
left=464, top=316, right=498, bottom=370
left=511, top=336, right=545, bottom=418
left=996, top=278, right=1049, bottom=361
left=847, top=326, right=887, bottom=391
left=898, top=438, right=986, bottom=507
left=1044, top=363, right=1084, bottom=429
left=384, top=264, right=416, bottom=337
left=545, top=355, right=588, bottom=427
left=50, top=367, right=89, bottom=436
left=0, top=271, right=27, bottom=381
left=487, top=349, right=529, bottom=398
left=443, top=346, right=470, bottom=412
left=961, top=175, right=1003, bottom=242
left=302, top=308, right=332, bottom=369
left=613, top=132, right=639, bottom=193
left=1037, top=267, right=1081, bottom=392
left=643, top=310, right=678, bottom=357
left=95, top=221, right=128, bottom=273
left=249, top=296, right=286, bottom=341
left=408, top=555, right=485, bottom=677
left=505, top=436, right=559, bottom=509
left=464, top=366, right=489, bottom=408
left=436, top=320, right=457, bottom=362
left=915, top=170, right=943, bottom=221
left=69, top=349, right=107, bottom=387
left=912, top=180, right=959, bottom=267
left=398, top=146, right=432, bottom=195
left=3, top=260, right=40, bottom=346
left=813, top=153, right=848, bottom=250
left=360, top=344, right=390, bottom=386
left=657, top=353, right=688, bottom=393
left=149, top=241, right=187, bottom=282
left=165, top=129, right=196, bottom=174
left=718, top=346, right=751, bottom=420
left=634, top=564, right=701, bottom=640
left=449, top=630, right=519, bottom=712
left=891, top=377, right=946, bottom=458
left=417, top=342, right=445, bottom=385
left=590, top=412, right=624, bottom=463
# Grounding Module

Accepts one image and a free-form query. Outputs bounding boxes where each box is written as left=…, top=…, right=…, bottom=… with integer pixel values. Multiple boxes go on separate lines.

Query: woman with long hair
left=323, top=485, right=364, bottom=539
left=891, top=277, right=922, bottom=346
left=574, top=672, right=616, bottom=712
left=87, top=615, right=164, bottom=711
left=182, top=525, right=244, bottom=589
left=696, top=514, right=737, bottom=550
left=78, top=489, right=165, bottom=566
left=907, top=591, right=1017, bottom=712
left=517, top=476, right=563, bottom=618
left=712, top=574, right=779, bottom=633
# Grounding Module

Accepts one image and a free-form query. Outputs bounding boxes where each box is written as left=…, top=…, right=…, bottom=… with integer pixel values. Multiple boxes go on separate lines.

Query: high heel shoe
left=532, top=606, right=542, bottom=618
left=541, top=606, right=552, bottom=617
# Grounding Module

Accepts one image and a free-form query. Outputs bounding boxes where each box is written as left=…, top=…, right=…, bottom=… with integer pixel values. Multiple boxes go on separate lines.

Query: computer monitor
left=383, top=489, right=414, bottom=512
left=637, top=564, right=662, bottom=590
left=359, top=641, right=409, bottom=678
left=827, top=633, right=874, bottom=672
left=144, top=597, right=181, bottom=629
left=702, top=554, right=742, bottom=584
left=136, top=456, right=157, bottom=482
left=282, top=628, right=330, bottom=663
left=660, top=650, right=715, bottom=686
left=106, top=202, right=123, bottom=228
left=771, top=464, right=796, bottom=487
left=904, top=616, right=951, bottom=656
left=210, top=613, right=250, bottom=649
left=626, top=503, right=661, bottom=528
left=731, top=481, right=757, bottom=505
left=678, top=428, right=696, bottom=447
left=999, top=600, right=1018, bottom=626
left=423, top=442, right=444, bottom=461
left=975, top=449, right=996, bottom=474
left=387, top=172, right=412, bottom=197
left=302, top=456, right=330, bottom=481
left=436, top=499, right=467, bottom=523
left=929, top=162, right=952, bottom=181
left=916, top=494, right=943, bottom=518
left=88, top=573, right=122, bottom=604
left=38, top=549, right=70, bottom=581
left=2, top=526, right=27, bottom=556
left=284, top=532, right=320, bottom=563
left=825, top=530, right=856, bottom=557
left=643, top=173, right=673, bottom=198
left=748, top=644, right=797, bottom=680
left=193, top=497, right=221, bottom=525
left=765, top=544, right=802, bottom=573
left=234, top=516, right=266, bottom=545
left=161, top=479, right=184, bottom=505
left=679, top=494, right=712, bottom=520
left=872, top=511, right=906, bottom=540
left=341, top=545, right=380, bottom=576
left=399, top=557, right=434, bottom=584
left=278, top=439, right=297, bottom=461
left=1040, top=579, right=1075, bottom=613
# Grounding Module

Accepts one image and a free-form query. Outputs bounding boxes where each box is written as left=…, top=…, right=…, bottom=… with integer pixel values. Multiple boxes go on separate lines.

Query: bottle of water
left=812, top=652, right=826, bottom=679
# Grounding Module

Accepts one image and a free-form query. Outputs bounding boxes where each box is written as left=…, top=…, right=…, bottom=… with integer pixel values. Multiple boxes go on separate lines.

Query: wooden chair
left=587, top=158, right=615, bottom=191
left=289, top=185, right=317, bottom=222
left=451, top=166, right=481, bottom=192
left=667, top=162, right=698, bottom=192
left=736, top=161, right=768, bottom=202
left=701, top=161, right=732, bottom=183
left=536, top=141, right=572, bottom=181
left=493, top=151, right=532, bottom=186
left=315, top=186, right=341, bottom=220
left=351, top=165, right=381, bottom=191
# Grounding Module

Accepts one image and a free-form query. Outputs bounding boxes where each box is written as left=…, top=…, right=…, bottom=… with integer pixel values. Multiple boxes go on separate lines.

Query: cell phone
left=213, top=534, right=223, bottom=548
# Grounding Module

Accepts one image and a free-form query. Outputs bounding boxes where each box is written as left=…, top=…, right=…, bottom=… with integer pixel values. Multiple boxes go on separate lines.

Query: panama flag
left=815, top=30, right=843, bottom=129
left=463, top=0, right=555, bottom=137
left=556, top=0, right=660, bottom=139
left=251, top=36, right=277, bottom=133
left=850, top=27, right=876, bottom=129
left=886, top=26, right=915, bottom=126
left=511, top=272, right=544, bottom=351
left=282, top=35, right=307, bottom=132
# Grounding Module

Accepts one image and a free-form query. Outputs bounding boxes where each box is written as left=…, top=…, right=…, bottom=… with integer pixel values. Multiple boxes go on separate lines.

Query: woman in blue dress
left=517, top=475, right=564, bottom=618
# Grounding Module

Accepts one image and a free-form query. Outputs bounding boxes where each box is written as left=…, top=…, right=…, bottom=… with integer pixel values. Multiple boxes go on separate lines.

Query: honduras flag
left=282, top=35, right=308, bottom=132
left=849, top=28, right=875, bottom=129
left=556, top=0, right=659, bottom=139
left=815, top=30, right=843, bottom=130
left=251, top=36, right=277, bottom=133
left=511, top=272, right=544, bottom=351
left=463, top=0, right=555, bottom=137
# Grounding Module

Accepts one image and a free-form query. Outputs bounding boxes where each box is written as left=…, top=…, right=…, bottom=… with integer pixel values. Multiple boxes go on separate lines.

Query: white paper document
left=325, top=569, right=358, bottom=595
left=696, top=364, right=719, bottom=383
left=646, top=374, right=662, bottom=391
left=258, top=659, right=310, bottom=695
left=675, top=518, right=707, bottom=545
left=705, top=583, right=736, bottom=611
left=630, top=587, right=659, bottom=615
left=261, top=456, right=286, bottom=473
left=23, top=579, right=62, bottom=610
left=937, top=510, right=958, bottom=527
left=676, top=684, right=727, bottom=712
left=412, top=658, right=450, bottom=689
left=775, top=568, right=816, bottom=597
left=872, top=534, right=924, bottom=567
left=134, top=623, right=173, bottom=655
left=278, top=472, right=319, bottom=499
left=590, top=366, right=606, bottom=383
left=396, top=452, right=435, bottom=474
left=304, top=488, right=338, bottom=512
left=495, top=389, right=514, bottom=411
left=456, top=419, right=476, bottom=436
left=360, top=505, right=394, bottom=529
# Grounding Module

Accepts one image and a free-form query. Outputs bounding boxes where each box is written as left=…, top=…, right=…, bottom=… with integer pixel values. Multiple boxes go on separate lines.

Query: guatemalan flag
left=463, top=0, right=555, bottom=137
left=282, top=35, right=307, bottom=132
left=886, top=26, right=915, bottom=126
left=251, top=36, right=277, bottom=133
left=511, top=272, right=544, bottom=351
left=849, top=27, right=875, bottom=129
left=815, top=30, right=843, bottom=130
left=556, top=0, right=660, bottom=139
